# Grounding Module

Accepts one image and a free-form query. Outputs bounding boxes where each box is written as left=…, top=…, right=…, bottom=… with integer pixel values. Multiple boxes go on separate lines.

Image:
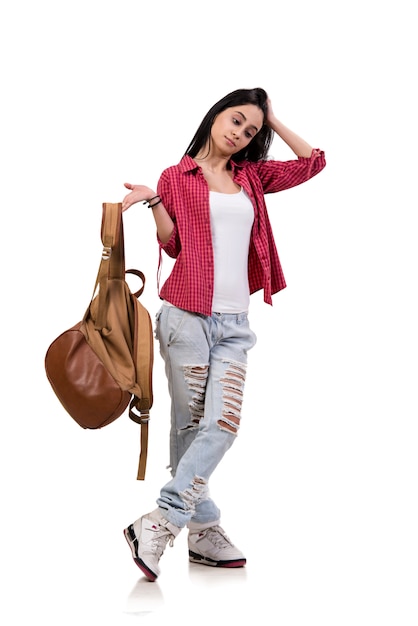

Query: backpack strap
left=129, top=398, right=150, bottom=480
left=101, top=201, right=123, bottom=262
left=127, top=273, right=154, bottom=480
left=96, top=203, right=126, bottom=330
left=102, top=203, right=125, bottom=281
left=83, top=203, right=125, bottom=328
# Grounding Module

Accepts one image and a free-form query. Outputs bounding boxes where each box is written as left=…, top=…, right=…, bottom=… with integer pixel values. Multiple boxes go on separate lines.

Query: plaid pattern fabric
left=156, top=150, right=326, bottom=315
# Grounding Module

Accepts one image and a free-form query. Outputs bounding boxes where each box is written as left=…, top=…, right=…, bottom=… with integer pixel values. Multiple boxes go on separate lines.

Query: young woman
left=121, top=87, right=326, bottom=581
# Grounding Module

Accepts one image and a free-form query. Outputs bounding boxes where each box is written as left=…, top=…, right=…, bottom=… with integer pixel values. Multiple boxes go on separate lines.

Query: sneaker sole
left=188, top=550, right=246, bottom=568
left=123, top=526, right=158, bottom=582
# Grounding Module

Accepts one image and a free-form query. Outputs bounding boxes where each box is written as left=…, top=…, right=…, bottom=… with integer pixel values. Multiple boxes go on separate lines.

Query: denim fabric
left=154, top=304, right=257, bottom=528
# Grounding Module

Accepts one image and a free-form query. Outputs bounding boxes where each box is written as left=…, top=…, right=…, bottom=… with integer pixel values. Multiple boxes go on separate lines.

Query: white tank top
left=209, top=187, right=254, bottom=313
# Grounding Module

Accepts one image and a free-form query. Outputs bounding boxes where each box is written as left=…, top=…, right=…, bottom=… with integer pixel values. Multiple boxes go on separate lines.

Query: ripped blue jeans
left=154, top=304, right=257, bottom=528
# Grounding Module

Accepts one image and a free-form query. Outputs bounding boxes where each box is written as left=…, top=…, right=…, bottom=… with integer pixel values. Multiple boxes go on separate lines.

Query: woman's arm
left=266, top=98, right=314, bottom=158
left=122, top=183, right=174, bottom=244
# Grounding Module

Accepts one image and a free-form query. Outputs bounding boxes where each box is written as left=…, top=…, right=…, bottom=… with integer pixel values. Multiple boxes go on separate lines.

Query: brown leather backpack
left=45, top=202, right=153, bottom=479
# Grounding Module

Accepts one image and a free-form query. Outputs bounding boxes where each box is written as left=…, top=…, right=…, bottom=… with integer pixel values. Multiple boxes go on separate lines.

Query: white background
left=1, top=1, right=417, bottom=624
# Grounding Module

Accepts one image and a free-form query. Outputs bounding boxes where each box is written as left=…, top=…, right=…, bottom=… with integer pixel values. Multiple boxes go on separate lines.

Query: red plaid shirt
left=156, top=150, right=326, bottom=315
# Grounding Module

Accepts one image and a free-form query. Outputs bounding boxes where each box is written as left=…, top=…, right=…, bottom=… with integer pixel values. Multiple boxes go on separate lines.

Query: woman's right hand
left=122, top=183, right=157, bottom=212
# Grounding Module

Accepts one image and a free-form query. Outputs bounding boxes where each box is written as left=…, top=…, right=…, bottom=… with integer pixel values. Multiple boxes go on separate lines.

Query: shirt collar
left=178, top=154, right=244, bottom=174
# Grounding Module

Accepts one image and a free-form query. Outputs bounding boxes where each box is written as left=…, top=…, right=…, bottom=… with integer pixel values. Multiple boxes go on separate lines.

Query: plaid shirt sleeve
left=250, top=149, right=326, bottom=193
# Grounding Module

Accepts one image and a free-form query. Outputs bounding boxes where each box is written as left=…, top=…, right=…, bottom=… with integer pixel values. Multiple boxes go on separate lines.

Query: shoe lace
left=204, top=526, right=233, bottom=549
left=150, top=528, right=175, bottom=558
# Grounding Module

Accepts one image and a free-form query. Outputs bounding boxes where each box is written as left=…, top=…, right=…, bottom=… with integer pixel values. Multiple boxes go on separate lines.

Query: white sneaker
left=123, top=508, right=181, bottom=581
left=188, top=522, right=246, bottom=568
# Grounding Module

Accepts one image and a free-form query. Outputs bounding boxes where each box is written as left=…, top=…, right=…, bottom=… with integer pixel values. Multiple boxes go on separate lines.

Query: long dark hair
left=184, top=87, right=274, bottom=162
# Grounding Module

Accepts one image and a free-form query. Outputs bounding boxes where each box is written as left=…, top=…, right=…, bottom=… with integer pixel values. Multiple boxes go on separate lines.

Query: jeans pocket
left=166, top=307, right=189, bottom=345
left=154, top=306, right=164, bottom=340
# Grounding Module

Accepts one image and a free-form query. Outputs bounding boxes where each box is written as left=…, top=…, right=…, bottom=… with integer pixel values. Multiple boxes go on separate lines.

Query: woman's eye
left=232, top=117, right=253, bottom=138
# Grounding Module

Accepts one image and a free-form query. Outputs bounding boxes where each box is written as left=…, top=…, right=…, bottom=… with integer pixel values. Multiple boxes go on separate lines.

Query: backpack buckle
left=102, top=246, right=112, bottom=260
left=129, top=408, right=150, bottom=425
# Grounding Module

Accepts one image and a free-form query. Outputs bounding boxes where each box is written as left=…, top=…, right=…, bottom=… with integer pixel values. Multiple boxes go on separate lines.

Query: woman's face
left=210, top=104, right=264, bottom=156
